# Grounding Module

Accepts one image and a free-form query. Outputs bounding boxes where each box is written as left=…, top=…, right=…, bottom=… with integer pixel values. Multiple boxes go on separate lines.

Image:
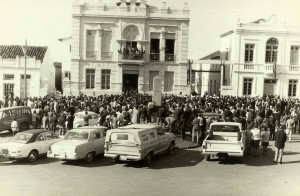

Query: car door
left=34, top=133, right=47, bottom=154
left=44, top=131, right=60, bottom=149
left=148, top=131, right=160, bottom=154
left=92, top=131, right=104, bottom=154
left=157, top=129, right=169, bottom=152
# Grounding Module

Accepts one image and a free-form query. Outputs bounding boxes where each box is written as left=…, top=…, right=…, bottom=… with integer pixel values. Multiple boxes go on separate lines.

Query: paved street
left=0, top=131, right=300, bottom=196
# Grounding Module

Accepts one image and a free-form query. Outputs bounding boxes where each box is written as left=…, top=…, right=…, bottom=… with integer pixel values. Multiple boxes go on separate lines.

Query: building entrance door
left=264, top=79, right=276, bottom=96
left=123, top=74, right=138, bottom=93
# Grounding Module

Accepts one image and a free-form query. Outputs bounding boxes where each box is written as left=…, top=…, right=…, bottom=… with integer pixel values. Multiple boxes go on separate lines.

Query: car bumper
left=202, top=151, right=244, bottom=157
left=47, top=153, right=79, bottom=160
left=1, top=153, right=25, bottom=159
left=104, top=153, right=141, bottom=161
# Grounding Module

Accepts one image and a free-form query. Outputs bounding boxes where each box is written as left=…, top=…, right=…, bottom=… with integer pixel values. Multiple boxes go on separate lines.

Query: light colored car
left=73, top=111, right=99, bottom=128
left=202, top=122, right=245, bottom=161
left=47, top=126, right=107, bottom=162
left=0, top=129, right=61, bottom=162
left=104, top=124, right=176, bottom=165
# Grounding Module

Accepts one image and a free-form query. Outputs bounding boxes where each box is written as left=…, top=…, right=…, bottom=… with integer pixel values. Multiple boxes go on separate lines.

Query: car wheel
left=27, top=150, right=38, bottom=162
left=166, top=144, right=173, bottom=155
left=20, top=122, right=30, bottom=131
left=143, top=152, right=153, bottom=165
left=205, top=155, right=211, bottom=161
left=84, top=152, right=94, bottom=163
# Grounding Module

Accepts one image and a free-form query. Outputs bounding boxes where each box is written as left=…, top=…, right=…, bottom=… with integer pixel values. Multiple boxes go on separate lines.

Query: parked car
left=0, top=129, right=61, bottom=162
left=202, top=122, right=245, bottom=161
left=104, top=124, right=176, bottom=165
left=0, top=106, right=32, bottom=132
left=73, top=111, right=99, bottom=128
left=47, top=126, right=107, bottom=162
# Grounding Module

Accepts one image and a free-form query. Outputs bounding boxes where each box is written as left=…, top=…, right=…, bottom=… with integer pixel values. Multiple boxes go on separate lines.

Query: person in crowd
left=66, top=113, right=74, bottom=130
left=245, top=123, right=253, bottom=155
left=11, top=117, right=19, bottom=136
left=191, top=113, right=201, bottom=144
left=274, top=124, right=287, bottom=164
left=250, top=122, right=261, bottom=157
left=42, top=113, right=49, bottom=130
left=260, top=126, right=270, bottom=156
left=285, top=115, right=294, bottom=143
left=49, top=114, right=57, bottom=133
left=32, top=110, right=37, bottom=129
left=83, top=111, right=89, bottom=126
left=58, top=113, right=67, bottom=136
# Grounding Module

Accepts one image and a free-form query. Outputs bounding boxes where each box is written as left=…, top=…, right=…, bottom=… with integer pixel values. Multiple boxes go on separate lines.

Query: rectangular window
left=86, top=30, right=97, bottom=59
left=149, top=71, right=159, bottom=91
left=3, top=74, right=14, bottom=80
left=164, top=71, right=174, bottom=92
left=150, top=38, right=160, bottom=61
left=243, top=78, right=253, bottom=96
left=290, top=46, right=299, bottom=65
left=101, top=31, right=112, bottom=60
left=288, top=80, right=297, bottom=97
left=86, top=69, right=95, bottom=89
left=101, top=69, right=110, bottom=89
left=165, top=39, right=175, bottom=61
left=64, top=72, right=71, bottom=80
left=244, top=44, right=254, bottom=63
left=21, top=74, right=31, bottom=79
left=4, top=84, right=14, bottom=96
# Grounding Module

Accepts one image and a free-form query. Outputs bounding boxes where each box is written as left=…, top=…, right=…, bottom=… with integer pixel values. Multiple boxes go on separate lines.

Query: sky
left=0, top=0, right=300, bottom=61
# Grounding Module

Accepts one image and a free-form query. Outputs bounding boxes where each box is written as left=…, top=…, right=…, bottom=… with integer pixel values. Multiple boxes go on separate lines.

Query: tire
left=20, top=122, right=30, bottom=131
left=205, top=155, right=211, bottom=161
left=143, top=152, right=153, bottom=165
left=27, top=150, right=38, bottom=162
left=166, top=144, right=173, bottom=155
left=84, top=152, right=95, bottom=163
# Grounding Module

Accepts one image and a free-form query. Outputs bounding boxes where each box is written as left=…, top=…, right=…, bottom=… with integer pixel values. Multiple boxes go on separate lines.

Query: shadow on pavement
left=123, top=149, right=204, bottom=169
left=284, top=151, right=300, bottom=155
left=61, top=155, right=114, bottom=167
left=0, top=155, right=59, bottom=166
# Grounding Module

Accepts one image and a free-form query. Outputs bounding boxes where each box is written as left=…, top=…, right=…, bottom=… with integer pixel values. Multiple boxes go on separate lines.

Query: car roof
left=109, top=124, right=161, bottom=133
left=70, top=126, right=107, bottom=132
left=210, top=122, right=241, bottom=126
left=21, top=129, right=49, bottom=135
left=0, top=106, right=31, bottom=111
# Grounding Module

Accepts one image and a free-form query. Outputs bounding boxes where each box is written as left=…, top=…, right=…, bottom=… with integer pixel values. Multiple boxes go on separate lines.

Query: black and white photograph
left=0, top=0, right=300, bottom=195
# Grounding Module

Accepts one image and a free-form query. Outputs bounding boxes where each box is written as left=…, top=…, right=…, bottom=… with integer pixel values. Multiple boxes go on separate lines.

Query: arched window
left=265, top=38, right=278, bottom=63
left=122, top=25, right=140, bottom=41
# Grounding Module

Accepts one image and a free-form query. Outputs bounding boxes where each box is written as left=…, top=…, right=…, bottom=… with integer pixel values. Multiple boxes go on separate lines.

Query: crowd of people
left=2, top=92, right=299, bottom=163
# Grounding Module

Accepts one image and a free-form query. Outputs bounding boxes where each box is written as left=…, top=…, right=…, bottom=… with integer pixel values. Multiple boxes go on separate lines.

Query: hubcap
left=30, top=153, right=36, bottom=161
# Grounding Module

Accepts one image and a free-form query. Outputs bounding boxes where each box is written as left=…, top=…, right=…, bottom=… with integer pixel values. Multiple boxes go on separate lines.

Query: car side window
left=88, top=114, right=92, bottom=119
left=36, top=133, right=45, bottom=142
left=3, top=111, right=10, bottom=118
left=157, top=128, right=165, bottom=136
left=141, top=133, right=149, bottom=142
left=44, top=132, right=56, bottom=140
left=93, top=131, right=101, bottom=139
left=149, top=132, right=156, bottom=140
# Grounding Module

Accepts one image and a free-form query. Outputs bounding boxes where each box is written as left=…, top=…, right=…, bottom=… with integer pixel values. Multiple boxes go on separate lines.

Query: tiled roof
left=0, top=45, right=48, bottom=62
left=200, top=50, right=220, bottom=60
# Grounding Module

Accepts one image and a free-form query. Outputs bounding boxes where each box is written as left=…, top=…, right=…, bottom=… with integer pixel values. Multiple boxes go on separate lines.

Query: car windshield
left=10, top=133, right=33, bottom=144
left=211, top=125, right=240, bottom=132
left=110, top=132, right=135, bottom=144
left=64, top=131, right=89, bottom=140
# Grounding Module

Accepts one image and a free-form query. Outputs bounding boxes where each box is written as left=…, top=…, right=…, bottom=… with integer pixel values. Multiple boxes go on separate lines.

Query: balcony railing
left=118, top=52, right=144, bottom=61
left=289, top=65, right=299, bottom=72
left=238, top=63, right=300, bottom=74
left=165, top=54, right=175, bottom=61
left=150, top=53, right=160, bottom=61
left=86, top=51, right=97, bottom=59
left=101, top=52, right=112, bottom=60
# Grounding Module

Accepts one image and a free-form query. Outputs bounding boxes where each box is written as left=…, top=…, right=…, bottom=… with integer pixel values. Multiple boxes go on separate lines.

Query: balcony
left=150, top=53, right=160, bottom=61
left=118, top=51, right=145, bottom=64
left=165, top=54, right=175, bottom=62
left=101, top=52, right=112, bottom=60
left=238, top=63, right=300, bottom=75
left=86, top=51, right=97, bottom=59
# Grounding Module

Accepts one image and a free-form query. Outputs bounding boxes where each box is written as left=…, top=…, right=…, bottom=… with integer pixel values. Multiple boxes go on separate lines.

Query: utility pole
left=21, top=39, right=27, bottom=99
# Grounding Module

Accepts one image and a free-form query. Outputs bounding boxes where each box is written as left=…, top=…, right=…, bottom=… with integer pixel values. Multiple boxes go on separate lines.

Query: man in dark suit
left=274, top=125, right=287, bottom=164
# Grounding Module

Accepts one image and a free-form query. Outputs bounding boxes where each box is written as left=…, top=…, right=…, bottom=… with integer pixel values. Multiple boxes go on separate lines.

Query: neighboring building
left=220, top=15, right=300, bottom=97
left=0, top=45, right=55, bottom=99
left=191, top=51, right=221, bottom=96
left=68, top=0, right=190, bottom=96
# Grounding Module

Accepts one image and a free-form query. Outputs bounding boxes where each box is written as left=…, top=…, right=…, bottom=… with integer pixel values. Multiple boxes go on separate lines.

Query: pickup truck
left=104, top=124, right=175, bottom=165
left=202, top=122, right=245, bottom=161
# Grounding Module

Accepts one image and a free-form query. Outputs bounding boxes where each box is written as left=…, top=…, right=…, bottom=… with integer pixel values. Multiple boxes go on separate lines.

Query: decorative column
left=97, top=24, right=102, bottom=60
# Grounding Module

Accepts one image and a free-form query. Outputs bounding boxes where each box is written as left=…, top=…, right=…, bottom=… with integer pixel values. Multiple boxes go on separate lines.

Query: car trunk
left=107, top=132, right=140, bottom=155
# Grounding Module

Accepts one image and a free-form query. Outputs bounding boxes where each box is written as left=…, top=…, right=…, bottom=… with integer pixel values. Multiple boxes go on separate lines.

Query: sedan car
left=73, top=111, right=99, bottom=128
left=0, top=129, right=61, bottom=162
left=47, top=126, right=107, bottom=163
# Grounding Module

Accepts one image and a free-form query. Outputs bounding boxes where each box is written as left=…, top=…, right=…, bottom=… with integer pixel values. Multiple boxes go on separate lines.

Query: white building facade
left=67, top=0, right=190, bottom=96
left=0, top=45, right=55, bottom=99
left=220, top=16, right=300, bottom=98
